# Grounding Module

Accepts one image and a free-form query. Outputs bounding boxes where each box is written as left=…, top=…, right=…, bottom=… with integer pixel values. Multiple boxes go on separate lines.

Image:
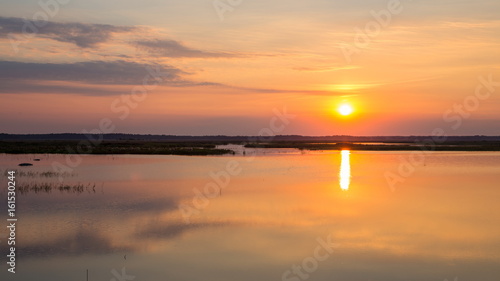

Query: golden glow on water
left=339, top=150, right=351, bottom=190
left=5, top=153, right=500, bottom=280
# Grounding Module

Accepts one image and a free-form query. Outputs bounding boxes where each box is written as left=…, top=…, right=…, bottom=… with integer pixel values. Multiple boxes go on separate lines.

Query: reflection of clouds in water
left=112, top=197, right=179, bottom=213
left=14, top=220, right=243, bottom=259
left=19, top=229, right=133, bottom=258
left=21, top=193, right=181, bottom=216
left=137, top=220, right=241, bottom=239
left=317, top=248, right=485, bottom=281
left=12, top=196, right=183, bottom=259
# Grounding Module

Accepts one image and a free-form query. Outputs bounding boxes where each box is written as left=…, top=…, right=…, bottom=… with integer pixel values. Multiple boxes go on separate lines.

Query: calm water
left=0, top=150, right=499, bottom=281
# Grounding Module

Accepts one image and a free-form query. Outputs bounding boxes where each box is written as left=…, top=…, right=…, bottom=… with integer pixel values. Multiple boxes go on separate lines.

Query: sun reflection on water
left=339, top=150, right=351, bottom=190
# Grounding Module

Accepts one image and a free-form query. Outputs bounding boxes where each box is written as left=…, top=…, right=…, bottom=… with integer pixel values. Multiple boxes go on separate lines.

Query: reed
left=17, top=182, right=97, bottom=194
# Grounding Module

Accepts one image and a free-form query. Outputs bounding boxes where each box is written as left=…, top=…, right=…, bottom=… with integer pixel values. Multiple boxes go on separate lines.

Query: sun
left=338, top=104, right=354, bottom=116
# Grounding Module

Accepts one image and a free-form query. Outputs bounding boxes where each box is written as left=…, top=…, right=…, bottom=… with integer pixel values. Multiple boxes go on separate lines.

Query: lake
left=0, top=150, right=499, bottom=281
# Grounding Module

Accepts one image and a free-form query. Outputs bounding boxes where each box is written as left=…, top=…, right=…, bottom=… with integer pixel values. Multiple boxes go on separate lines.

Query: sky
left=0, top=0, right=499, bottom=136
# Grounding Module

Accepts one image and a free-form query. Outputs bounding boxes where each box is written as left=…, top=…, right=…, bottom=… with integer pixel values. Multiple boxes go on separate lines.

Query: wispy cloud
left=292, top=65, right=359, bottom=72
left=135, top=39, right=238, bottom=58
left=0, top=59, right=368, bottom=97
left=0, top=16, right=135, bottom=48
left=0, top=60, right=225, bottom=95
left=0, top=80, right=125, bottom=96
left=0, top=60, right=183, bottom=85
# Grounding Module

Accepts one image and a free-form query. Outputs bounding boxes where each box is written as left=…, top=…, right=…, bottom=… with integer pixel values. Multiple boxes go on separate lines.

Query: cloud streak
left=0, top=17, right=244, bottom=59
left=135, top=39, right=238, bottom=58
left=0, top=60, right=183, bottom=84
left=0, top=16, right=135, bottom=48
left=0, top=60, right=223, bottom=95
left=0, top=60, right=353, bottom=96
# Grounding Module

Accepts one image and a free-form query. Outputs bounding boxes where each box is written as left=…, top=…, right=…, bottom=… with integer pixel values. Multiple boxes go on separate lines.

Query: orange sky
left=0, top=0, right=499, bottom=135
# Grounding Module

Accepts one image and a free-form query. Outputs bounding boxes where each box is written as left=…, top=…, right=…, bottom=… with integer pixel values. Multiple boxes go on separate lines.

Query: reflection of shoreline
left=339, top=150, right=351, bottom=190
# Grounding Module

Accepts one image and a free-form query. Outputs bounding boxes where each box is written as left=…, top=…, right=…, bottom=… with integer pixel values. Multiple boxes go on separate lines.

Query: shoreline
left=1, top=140, right=499, bottom=155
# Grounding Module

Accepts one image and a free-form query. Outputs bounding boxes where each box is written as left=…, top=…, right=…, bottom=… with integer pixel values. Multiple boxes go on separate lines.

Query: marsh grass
left=18, top=182, right=97, bottom=194
left=1, top=169, right=92, bottom=195
left=3, top=169, right=75, bottom=178
left=0, top=140, right=235, bottom=155
left=244, top=141, right=500, bottom=151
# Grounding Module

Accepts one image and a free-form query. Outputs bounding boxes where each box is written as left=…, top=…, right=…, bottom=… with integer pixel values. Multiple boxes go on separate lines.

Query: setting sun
left=338, top=104, right=354, bottom=116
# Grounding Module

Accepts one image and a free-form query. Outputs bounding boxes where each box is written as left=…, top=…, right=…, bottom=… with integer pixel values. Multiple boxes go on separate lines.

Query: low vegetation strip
left=1, top=140, right=499, bottom=154
left=17, top=182, right=97, bottom=195
left=0, top=140, right=234, bottom=155
left=244, top=141, right=500, bottom=151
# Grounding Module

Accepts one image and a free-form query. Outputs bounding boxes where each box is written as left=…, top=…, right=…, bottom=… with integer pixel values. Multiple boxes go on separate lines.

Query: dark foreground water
left=0, top=150, right=499, bottom=281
